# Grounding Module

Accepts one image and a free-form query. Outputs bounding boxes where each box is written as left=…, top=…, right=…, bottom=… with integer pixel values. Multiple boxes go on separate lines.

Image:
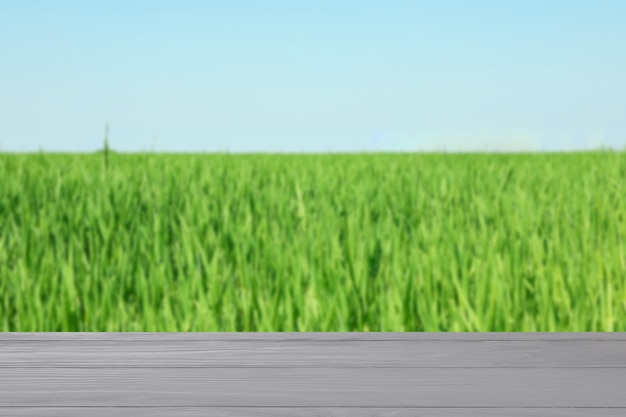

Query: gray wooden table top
left=1, top=333, right=625, bottom=416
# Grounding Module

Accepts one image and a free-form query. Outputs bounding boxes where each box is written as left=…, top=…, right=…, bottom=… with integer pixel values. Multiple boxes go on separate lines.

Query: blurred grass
left=0, top=151, right=625, bottom=331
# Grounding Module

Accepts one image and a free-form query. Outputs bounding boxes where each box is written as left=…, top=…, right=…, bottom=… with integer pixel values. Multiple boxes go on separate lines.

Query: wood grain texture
left=1, top=333, right=625, bottom=415
left=3, top=340, right=626, bottom=368
left=2, top=367, right=626, bottom=407
left=1, top=409, right=626, bottom=417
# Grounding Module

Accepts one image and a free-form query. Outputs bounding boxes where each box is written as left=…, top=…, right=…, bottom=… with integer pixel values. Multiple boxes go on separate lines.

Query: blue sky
left=1, top=1, right=625, bottom=153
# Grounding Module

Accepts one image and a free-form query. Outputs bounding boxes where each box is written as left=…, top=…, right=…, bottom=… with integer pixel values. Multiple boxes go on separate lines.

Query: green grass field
left=1, top=151, right=625, bottom=331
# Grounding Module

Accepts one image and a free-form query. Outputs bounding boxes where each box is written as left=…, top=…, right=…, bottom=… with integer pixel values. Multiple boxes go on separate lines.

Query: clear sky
left=1, top=1, right=625, bottom=153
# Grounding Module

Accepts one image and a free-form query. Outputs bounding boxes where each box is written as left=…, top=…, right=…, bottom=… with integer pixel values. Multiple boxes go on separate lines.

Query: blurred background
left=1, top=0, right=624, bottom=153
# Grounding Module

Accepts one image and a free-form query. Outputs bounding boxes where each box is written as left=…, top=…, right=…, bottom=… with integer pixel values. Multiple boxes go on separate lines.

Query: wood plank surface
left=2, top=367, right=626, bottom=407
left=1, top=333, right=625, bottom=415
left=3, top=339, right=626, bottom=368
left=1, top=409, right=626, bottom=417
